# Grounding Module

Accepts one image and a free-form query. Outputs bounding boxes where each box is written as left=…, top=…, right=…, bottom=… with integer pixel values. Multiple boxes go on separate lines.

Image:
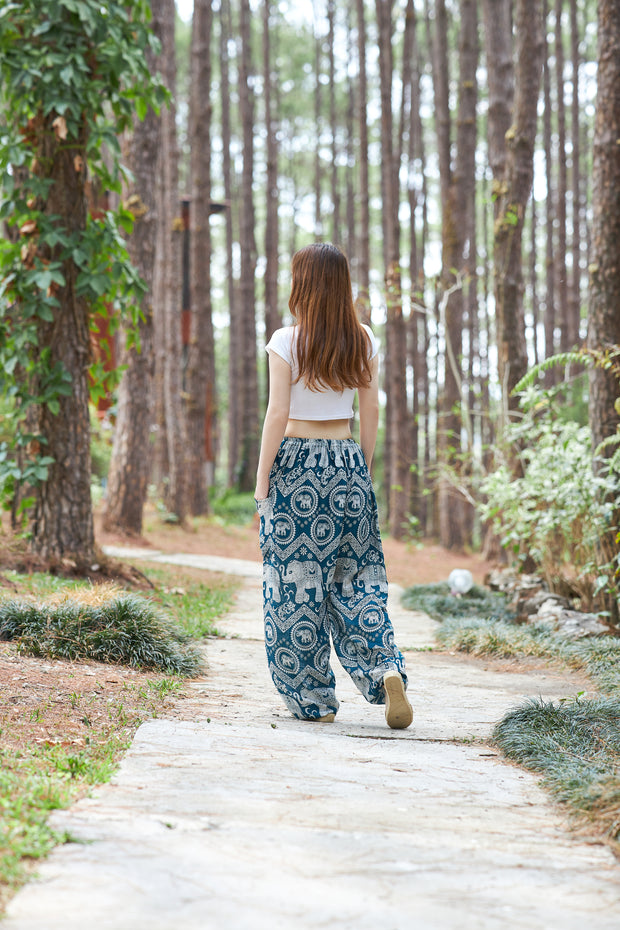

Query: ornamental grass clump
left=400, top=582, right=515, bottom=624
left=0, top=588, right=204, bottom=677
left=493, top=695, right=620, bottom=850
left=436, top=615, right=620, bottom=692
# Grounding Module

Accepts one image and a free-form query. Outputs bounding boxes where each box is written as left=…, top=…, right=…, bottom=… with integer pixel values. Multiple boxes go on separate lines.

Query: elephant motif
left=330, top=557, right=358, bottom=598
left=263, top=563, right=281, bottom=602
left=357, top=563, right=388, bottom=594
left=281, top=559, right=323, bottom=603
left=297, top=493, right=313, bottom=510
left=256, top=497, right=273, bottom=535
left=348, top=492, right=363, bottom=511
left=331, top=490, right=346, bottom=510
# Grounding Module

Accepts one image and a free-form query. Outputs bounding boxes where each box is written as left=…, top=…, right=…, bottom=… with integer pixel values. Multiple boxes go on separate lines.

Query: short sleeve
left=265, top=327, right=293, bottom=366
left=362, top=324, right=379, bottom=360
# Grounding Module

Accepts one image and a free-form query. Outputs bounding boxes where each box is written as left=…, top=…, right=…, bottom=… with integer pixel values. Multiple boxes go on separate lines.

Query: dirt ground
left=95, top=503, right=495, bottom=588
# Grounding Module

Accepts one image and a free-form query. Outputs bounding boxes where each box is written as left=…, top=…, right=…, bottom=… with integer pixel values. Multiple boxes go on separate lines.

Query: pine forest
left=0, top=0, right=619, bottom=620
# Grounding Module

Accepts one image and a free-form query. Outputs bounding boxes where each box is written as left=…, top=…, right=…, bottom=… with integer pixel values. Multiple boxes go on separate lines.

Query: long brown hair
left=288, top=243, right=372, bottom=391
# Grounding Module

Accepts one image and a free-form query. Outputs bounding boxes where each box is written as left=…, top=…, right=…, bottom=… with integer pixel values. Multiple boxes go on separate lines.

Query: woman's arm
left=254, top=351, right=291, bottom=499
left=358, top=355, right=379, bottom=468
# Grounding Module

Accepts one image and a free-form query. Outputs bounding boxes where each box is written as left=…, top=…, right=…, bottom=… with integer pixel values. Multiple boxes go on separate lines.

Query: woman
left=254, top=242, right=412, bottom=729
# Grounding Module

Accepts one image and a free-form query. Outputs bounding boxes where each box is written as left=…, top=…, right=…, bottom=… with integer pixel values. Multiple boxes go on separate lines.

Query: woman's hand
left=254, top=480, right=270, bottom=502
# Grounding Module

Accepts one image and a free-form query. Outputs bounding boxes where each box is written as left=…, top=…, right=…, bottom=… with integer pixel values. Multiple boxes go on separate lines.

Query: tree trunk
left=328, top=0, right=341, bottom=245
left=529, top=194, right=540, bottom=364
left=568, top=0, right=582, bottom=351
left=160, top=0, right=188, bottom=520
left=345, top=4, right=356, bottom=268
left=263, top=0, right=281, bottom=342
left=237, top=0, right=259, bottom=492
left=481, top=0, right=513, bottom=192
left=30, top=122, right=94, bottom=563
left=587, top=0, right=620, bottom=623
left=185, top=0, right=214, bottom=515
left=220, top=0, right=239, bottom=488
left=355, top=0, right=371, bottom=322
left=542, top=0, right=557, bottom=376
left=103, top=0, right=163, bottom=535
left=314, top=23, right=323, bottom=239
left=375, top=0, right=408, bottom=538
left=493, top=0, right=544, bottom=414
left=433, top=0, right=478, bottom=548
left=555, top=0, right=569, bottom=353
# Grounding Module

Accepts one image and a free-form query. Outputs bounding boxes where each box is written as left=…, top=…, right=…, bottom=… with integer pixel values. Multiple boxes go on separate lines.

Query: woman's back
left=266, top=323, right=378, bottom=422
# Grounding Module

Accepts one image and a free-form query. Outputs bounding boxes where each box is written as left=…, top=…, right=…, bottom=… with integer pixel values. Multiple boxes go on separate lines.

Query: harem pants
left=256, top=438, right=407, bottom=720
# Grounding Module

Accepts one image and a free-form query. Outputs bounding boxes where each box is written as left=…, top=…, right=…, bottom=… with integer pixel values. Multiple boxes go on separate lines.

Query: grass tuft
left=401, top=582, right=516, bottom=623
left=436, top=616, right=620, bottom=692
left=0, top=591, right=204, bottom=677
left=493, top=695, right=620, bottom=850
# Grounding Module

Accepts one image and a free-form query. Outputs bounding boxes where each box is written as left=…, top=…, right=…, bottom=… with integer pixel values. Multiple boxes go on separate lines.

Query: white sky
left=176, top=0, right=193, bottom=21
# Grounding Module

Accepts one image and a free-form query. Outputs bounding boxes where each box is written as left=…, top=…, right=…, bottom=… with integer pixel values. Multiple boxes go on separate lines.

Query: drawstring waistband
left=276, top=437, right=365, bottom=470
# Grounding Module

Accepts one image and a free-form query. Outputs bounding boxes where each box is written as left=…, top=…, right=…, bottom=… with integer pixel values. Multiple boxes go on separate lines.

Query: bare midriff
left=284, top=418, right=352, bottom=440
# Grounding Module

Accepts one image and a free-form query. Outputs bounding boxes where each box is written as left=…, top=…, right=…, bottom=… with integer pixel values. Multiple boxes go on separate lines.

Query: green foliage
left=401, top=582, right=515, bottom=623
left=480, top=385, right=620, bottom=609
left=149, top=571, right=235, bottom=639
left=212, top=490, right=259, bottom=525
left=0, top=593, right=204, bottom=677
left=0, top=0, right=166, bottom=513
left=493, top=695, right=620, bottom=851
left=89, top=407, right=113, bottom=481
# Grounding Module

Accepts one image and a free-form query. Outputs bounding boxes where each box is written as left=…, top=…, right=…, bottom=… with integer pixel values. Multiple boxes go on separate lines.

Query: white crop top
left=265, top=324, right=378, bottom=421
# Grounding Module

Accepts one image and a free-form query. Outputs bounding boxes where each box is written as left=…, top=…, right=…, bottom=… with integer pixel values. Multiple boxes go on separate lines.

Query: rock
left=529, top=603, right=610, bottom=639
left=484, top=567, right=611, bottom=639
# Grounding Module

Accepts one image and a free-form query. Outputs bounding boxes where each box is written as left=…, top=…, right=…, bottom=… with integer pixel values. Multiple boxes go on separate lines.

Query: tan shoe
left=383, top=670, right=413, bottom=729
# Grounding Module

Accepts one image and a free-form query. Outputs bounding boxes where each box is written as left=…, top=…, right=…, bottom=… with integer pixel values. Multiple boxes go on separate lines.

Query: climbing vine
left=0, top=0, right=166, bottom=515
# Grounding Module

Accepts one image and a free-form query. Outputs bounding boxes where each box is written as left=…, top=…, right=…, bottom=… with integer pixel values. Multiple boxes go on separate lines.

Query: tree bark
left=568, top=0, right=582, bottom=351
left=263, top=0, right=281, bottom=342
left=160, top=0, right=188, bottom=520
left=481, top=0, right=513, bottom=191
left=219, top=0, right=239, bottom=488
left=355, top=0, right=371, bottom=322
left=542, top=0, right=557, bottom=376
left=328, top=0, right=341, bottom=245
left=493, top=0, right=544, bottom=414
left=185, top=0, right=215, bottom=515
left=554, top=0, right=569, bottom=353
left=587, top=0, right=620, bottom=623
left=432, top=0, right=478, bottom=548
left=375, top=0, right=408, bottom=538
left=345, top=4, right=356, bottom=268
left=314, top=23, right=323, bottom=239
left=30, top=121, right=94, bottom=563
left=237, top=0, right=259, bottom=492
left=103, top=0, right=163, bottom=536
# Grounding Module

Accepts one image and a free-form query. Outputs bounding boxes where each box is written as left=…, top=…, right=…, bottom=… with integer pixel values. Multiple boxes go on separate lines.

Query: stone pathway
left=4, top=552, right=620, bottom=929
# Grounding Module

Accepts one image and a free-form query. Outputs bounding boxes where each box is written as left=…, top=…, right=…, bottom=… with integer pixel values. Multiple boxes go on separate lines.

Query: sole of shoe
left=383, top=670, right=413, bottom=729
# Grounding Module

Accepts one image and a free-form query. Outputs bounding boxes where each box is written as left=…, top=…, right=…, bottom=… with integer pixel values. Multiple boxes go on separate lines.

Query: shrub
left=0, top=589, right=204, bottom=677
left=480, top=385, right=619, bottom=611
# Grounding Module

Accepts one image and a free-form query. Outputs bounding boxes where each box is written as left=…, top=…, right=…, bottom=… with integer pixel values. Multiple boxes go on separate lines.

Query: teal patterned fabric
left=256, top=438, right=408, bottom=720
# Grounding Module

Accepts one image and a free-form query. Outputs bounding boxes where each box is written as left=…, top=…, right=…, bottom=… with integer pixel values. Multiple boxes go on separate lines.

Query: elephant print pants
left=256, top=438, right=407, bottom=720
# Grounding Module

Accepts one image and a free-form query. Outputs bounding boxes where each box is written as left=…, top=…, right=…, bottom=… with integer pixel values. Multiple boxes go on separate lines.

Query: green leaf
left=135, top=97, right=148, bottom=121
